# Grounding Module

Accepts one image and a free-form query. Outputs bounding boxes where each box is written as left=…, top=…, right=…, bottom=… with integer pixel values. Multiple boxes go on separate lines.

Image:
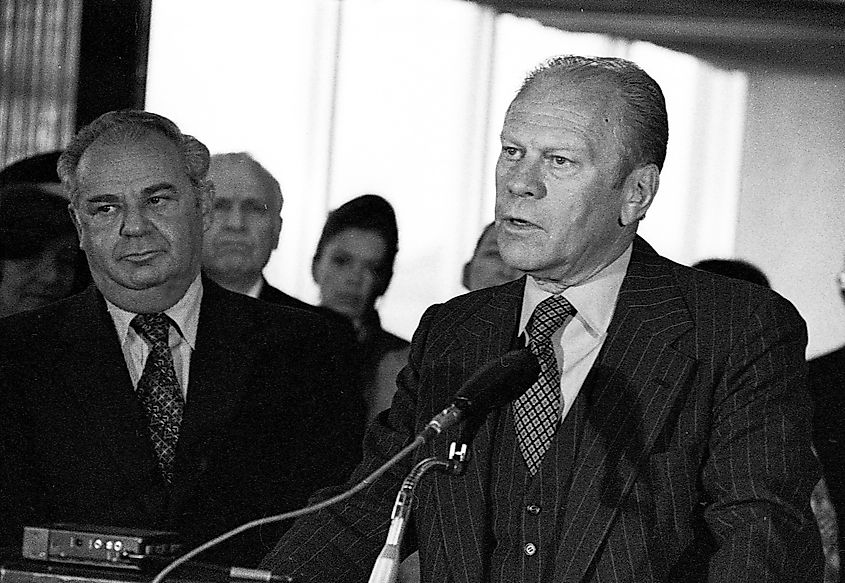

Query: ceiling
left=469, top=0, right=845, bottom=71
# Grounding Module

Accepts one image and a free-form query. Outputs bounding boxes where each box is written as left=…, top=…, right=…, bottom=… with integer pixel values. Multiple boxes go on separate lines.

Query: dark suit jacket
left=260, top=237, right=822, bottom=582
left=808, top=345, right=845, bottom=554
left=257, top=280, right=314, bottom=312
left=0, top=278, right=365, bottom=566
left=258, top=279, right=359, bottom=342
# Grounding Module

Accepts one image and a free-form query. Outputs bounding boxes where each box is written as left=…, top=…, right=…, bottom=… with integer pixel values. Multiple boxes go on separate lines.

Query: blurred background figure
left=203, top=152, right=316, bottom=310
left=691, top=258, right=770, bottom=287
left=0, top=150, right=91, bottom=314
left=462, top=221, right=523, bottom=291
left=0, top=184, right=82, bottom=317
left=694, top=256, right=840, bottom=582
left=0, top=150, right=65, bottom=197
left=312, top=194, right=409, bottom=421
left=809, top=255, right=845, bottom=576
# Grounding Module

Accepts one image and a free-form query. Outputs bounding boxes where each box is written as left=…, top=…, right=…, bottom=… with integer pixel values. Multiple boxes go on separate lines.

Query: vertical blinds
left=0, top=0, right=81, bottom=168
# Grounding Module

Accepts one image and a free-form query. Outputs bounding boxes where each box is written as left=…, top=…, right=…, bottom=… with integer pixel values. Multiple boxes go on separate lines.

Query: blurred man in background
left=202, top=152, right=315, bottom=310
left=462, top=221, right=522, bottom=291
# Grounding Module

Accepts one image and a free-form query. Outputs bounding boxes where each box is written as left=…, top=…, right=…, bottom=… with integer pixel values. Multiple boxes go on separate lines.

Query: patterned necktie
left=513, top=295, right=576, bottom=475
left=131, top=313, right=184, bottom=483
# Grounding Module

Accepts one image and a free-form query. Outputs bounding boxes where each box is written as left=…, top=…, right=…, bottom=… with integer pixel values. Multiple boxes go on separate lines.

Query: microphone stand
left=367, top=444, right=468, bottom=583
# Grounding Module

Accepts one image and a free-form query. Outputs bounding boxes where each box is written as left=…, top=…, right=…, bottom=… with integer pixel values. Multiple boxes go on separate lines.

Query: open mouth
left=503, top=216, right=539, bottom=229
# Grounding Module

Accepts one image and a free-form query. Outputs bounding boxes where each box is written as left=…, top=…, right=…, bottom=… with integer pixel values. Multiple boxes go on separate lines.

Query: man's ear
left=311, top=254, right=320, bottom=284
left=200, top=181, right=215, bottom=233
left=67, top=204, right=84, bottom=247
left=272, top=216, right=283, bottom=250
left=619, top=163, right=659, bottom=226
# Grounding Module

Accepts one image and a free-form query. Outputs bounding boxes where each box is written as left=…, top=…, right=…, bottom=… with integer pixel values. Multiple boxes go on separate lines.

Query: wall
left=736, top=69, right=845, bottom=358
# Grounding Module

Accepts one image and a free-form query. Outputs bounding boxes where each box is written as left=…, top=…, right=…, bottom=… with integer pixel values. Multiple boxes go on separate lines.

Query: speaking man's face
left=71, top=130, right=212, bottom=312
left=495, top=77, right=631, bottom=287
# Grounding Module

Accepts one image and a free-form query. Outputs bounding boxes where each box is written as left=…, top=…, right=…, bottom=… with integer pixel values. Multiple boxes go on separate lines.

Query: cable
left=149, top=435, right=425, bottom=583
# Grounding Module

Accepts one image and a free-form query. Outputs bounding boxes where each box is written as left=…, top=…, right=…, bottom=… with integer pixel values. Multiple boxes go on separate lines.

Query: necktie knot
left=131, top=313, right=171, bottom=348
left=527, top=295, right=575, bottom=348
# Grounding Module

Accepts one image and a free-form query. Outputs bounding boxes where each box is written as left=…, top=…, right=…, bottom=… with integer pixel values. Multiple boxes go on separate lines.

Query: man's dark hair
left=693, top=258, right=771, bottom=288
left=313, top=194, right=399, bottom=296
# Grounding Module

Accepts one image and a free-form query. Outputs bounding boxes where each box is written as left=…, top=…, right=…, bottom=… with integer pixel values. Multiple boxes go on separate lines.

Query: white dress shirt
left=518, top=245, right=632, bottom=421
left=106, top=275, right=203, bottom=401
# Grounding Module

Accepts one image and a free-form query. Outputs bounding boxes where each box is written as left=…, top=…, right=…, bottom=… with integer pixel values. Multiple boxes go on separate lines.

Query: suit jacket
left=0, top=278, right=365, bottom=566
left=260, top=237, right=823, bottom=582
left=258, top=279, right=360, bottom=343
left=257, top=279, right=315, bottom=312
left=808, top=345, right=845, bottom=554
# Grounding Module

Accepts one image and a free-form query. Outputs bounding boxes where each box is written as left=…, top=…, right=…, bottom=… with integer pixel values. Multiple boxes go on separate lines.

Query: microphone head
left=455, top=349, right=540, bottom=412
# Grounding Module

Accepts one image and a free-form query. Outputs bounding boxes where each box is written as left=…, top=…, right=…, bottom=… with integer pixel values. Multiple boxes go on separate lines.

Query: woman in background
left=312, top=194, right=409, bottom=422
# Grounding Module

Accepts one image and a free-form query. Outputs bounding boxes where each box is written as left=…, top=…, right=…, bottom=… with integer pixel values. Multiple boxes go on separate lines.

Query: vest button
left=524, top=543, right=537, bottom=556
left=526, top=504, right=541, bottom=515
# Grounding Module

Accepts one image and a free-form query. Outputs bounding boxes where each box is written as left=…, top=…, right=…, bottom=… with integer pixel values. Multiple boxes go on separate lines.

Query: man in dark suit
left=0, top=111, right=363, bottom=567
left=809, top=261, right=845, bottom=560
left=260, top=56, right=823, bottom=581
left=202, top=152, right=311, bottom=310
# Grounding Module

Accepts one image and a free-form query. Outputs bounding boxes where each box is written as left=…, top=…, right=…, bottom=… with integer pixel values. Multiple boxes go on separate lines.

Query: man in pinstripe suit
left=261, top=55, right=823, bottom=581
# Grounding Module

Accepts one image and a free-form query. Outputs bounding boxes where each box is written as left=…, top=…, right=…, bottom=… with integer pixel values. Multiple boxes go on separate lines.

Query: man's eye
left=502, top=146, right=521, bottom=158
left=550, top=155, right=570, bottom=166
left=94, top=204, right=116, bottom=215
left=245, top=201, right=268, bottom=214
left=149, top=195, right=168, bottom=205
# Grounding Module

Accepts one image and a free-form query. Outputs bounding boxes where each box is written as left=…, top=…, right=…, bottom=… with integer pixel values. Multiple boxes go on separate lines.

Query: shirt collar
left=518, top=244, right=632, bottom=339
left=106, top=274, right=204, bottom=349
left=246, top=278, right=263, bottom=299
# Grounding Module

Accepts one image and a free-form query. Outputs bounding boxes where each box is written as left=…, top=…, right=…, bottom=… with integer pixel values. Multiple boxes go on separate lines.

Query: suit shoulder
left=206, top=283, right=348, bottom=346
left=408, top=280, right=523, bottom=353
left=0, top=291, right=91, bottom=353
left=672, top=260, right=802, bottom=323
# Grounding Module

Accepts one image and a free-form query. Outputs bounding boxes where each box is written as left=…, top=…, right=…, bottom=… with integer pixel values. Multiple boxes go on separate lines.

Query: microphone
left=418, top=348, right=539, bottom=444
left=369, top=350, right=539, bottom=583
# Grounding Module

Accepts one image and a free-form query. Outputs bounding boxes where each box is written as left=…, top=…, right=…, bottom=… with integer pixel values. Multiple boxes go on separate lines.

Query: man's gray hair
left=209, top=152, right=283, bottom=211
left=516, top=55, right=669, bottom=183
left=58, top=110, right=212, bottom=206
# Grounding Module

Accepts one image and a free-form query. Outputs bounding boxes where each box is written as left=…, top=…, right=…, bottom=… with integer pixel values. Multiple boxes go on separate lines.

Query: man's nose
left=506, top=157, right=546, bottom=199
left=119, top=205, right=153, bottom=236
left=222, top=207, right=247, bottom=230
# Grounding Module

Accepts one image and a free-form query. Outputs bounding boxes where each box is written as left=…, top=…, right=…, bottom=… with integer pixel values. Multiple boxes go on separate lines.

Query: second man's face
left=203, top=161, right=282, bottom=285
left=70, top=131, right=212, bottom=312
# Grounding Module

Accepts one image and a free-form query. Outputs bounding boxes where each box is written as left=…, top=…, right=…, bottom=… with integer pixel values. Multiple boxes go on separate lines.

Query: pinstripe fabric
left=488, top=389, right=586, bottom=581
left=260, top=237, right=823, bottom=582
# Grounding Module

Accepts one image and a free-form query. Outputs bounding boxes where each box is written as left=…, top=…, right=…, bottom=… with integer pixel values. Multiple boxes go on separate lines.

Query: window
left=147, top=0, right=747, bottom=339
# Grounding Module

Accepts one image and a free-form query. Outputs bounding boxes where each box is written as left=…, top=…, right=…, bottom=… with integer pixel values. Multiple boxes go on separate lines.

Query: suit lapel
left=554, top=238, right=697, bottom=581
left=170, top=280, right=252, bottom=498
left=431, top=279, right=524, bottom=583
left=57, top=287, right=162, bottom=487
